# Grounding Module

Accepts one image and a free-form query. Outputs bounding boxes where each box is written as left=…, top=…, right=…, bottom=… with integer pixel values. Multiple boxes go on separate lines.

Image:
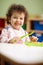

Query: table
left=0, top=43, right=43, bottom=65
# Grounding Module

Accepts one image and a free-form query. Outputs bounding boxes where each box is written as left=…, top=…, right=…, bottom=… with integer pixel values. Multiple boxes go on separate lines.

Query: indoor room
left=0, top=0, right=43, bottom=65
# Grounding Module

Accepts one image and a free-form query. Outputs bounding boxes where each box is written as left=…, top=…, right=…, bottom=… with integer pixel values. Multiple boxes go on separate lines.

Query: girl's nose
left=17, top=18, right=20, bottom=22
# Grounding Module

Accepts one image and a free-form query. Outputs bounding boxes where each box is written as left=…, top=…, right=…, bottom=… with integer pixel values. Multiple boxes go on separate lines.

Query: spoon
left=20, top=31, right=34, bottom=39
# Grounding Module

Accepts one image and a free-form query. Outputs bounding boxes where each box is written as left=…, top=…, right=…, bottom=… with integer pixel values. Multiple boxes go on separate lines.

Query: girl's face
left=9, top=12, right=25, bottom=30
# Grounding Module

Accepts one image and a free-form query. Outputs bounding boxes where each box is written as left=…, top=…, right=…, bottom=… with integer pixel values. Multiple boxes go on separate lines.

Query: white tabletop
left=0, top=43, right=43, bottom=64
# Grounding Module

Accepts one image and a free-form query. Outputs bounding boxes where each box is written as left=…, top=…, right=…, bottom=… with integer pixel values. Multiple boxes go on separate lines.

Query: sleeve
left=1, top=29, right=8, bottom=43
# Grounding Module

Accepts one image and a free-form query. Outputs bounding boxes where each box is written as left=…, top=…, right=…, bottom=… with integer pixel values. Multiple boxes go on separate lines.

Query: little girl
left=1, top=4, right=38, bottom=43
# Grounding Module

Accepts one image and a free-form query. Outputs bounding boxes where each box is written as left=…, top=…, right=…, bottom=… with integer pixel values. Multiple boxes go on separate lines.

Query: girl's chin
left=14, top=27, right=20, bottom=30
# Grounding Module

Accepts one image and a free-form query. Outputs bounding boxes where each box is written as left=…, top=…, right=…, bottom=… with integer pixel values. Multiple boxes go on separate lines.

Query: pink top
left=1, top=25, right=30, bottom=43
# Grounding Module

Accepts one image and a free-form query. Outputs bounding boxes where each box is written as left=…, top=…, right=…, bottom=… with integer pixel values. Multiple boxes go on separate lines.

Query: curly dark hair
left=6, top=4, right=29, bottom=24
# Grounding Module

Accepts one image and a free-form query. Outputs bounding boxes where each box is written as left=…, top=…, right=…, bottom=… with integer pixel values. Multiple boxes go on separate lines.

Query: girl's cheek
left=12, top=18, right=16, bottom=22
left=21, top=21, right=24, bottom=25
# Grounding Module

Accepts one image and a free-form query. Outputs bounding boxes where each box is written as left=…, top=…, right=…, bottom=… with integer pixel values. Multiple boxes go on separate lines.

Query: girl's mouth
left=14, top=22, right=21, bottom=25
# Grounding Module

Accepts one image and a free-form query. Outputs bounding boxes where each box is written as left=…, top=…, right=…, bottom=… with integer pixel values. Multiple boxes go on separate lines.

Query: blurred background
left=0, top=1, right=43, bottom=65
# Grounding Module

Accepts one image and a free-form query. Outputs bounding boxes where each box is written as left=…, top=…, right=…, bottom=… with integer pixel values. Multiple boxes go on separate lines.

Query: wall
left=0, top=0, right=43, bottom=18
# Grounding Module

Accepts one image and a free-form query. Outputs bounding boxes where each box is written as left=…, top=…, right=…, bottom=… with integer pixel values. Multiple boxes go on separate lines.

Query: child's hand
left=30, top=36, right=38, bottom=42
left=8, top=37, right=23, bottom=43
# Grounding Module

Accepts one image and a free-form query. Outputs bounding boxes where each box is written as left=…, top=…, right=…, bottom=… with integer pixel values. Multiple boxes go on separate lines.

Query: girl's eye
left=13, top=17, right=17, bottom=19
left=20, top=18, right=23, bottom=20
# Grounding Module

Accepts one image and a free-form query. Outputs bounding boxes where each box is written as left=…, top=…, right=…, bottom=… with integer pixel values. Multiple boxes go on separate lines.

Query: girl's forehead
left=12, top=11, right=25, bottom=16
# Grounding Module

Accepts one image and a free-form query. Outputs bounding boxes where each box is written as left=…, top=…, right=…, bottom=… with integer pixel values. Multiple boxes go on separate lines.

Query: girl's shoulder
left=2, top=25, right=11, bottom=33
left=3, top=25, right=11, bottom=31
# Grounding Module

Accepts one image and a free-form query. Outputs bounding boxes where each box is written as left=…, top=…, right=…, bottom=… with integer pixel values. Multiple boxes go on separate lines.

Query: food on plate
left=25, top=41, right=43, bottom=46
